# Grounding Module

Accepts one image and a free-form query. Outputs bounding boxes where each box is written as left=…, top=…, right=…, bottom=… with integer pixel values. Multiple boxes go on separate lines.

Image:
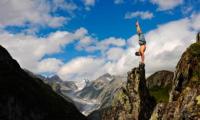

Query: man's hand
left=136, top=20, right=142, bottom=33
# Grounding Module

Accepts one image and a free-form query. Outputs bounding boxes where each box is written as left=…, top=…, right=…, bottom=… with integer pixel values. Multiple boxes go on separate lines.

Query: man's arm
left=136, top=21, right=142, bottom=34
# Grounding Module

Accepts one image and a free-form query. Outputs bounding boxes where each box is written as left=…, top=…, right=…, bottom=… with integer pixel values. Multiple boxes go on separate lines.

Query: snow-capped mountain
left=46, top=75, right=63, bottom=83
left=63, top=73, right=126, bottom=116
left=74, top=78, right=91, bottom=91
left=76, top=73, right=113, bottom=100
left=36, top=73, right=126, bottom=116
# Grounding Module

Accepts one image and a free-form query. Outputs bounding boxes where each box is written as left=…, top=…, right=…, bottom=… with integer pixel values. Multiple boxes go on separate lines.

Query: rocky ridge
left=146, top=70, right=173, bottom=89
left=94, top=64, right=156, bottom=120
left=150, top=42, right=200, bottom=120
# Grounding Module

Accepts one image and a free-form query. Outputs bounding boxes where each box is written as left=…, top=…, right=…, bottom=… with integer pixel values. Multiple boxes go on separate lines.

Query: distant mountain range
left=24, top=60, right=176, bottom=118
left=37, top=72, right=126, bottom=116
left=38, top=67, right=175, bottom=117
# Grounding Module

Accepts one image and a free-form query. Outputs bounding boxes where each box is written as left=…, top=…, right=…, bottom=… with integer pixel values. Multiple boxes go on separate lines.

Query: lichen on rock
left=196, top=95, right=200, bottom=105
left=101, top=64, right=156, bottom=120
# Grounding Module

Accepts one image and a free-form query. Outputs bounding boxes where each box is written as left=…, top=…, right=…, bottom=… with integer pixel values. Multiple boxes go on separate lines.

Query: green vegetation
left=191, top=71, right=200, bottom=82
left=196, top=95, right=200, bottom=105
left=149, top=85, right=171, bottom=103
left=188, top=43, right=200, bottom=57
left=188, top=42, right=200, bottom=83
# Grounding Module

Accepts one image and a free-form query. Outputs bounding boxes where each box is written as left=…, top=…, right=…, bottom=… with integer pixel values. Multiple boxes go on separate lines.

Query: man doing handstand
left=135, top=20, right=146, bottom=65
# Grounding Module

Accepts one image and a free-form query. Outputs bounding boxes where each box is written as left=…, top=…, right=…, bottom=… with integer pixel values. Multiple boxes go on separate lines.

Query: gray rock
left=197, top=32, right=200, bottom=43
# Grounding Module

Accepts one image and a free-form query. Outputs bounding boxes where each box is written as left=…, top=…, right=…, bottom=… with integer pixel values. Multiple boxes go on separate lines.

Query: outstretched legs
left=139, top=45, right=146, bottom=64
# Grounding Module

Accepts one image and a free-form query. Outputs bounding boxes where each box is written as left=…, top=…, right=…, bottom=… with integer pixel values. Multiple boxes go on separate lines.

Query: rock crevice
left=101, top=64, right=156, bottom=120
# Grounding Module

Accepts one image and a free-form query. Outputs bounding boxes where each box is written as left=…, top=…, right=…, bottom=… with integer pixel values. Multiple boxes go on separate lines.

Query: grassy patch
left=149, top=85, right=171, bottom=103
left=188, top=43, right=200, bottom=57
left=191, top=71, right=200, bottom=82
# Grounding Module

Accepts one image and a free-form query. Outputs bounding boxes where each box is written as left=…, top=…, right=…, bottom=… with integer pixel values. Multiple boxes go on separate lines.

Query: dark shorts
left=139, top=40, right=146, bottom=46
left=138, top=33, right=146, bottom=46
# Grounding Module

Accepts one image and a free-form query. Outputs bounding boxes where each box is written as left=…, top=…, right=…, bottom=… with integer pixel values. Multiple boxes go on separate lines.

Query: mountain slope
left=0, top=45, right=86, bottom=120
left=146, top=70, right=174, bottom=88
left=73, top=73, right=125, bottom=116
left=44, top=75, right=78, bottom=93
left=150, top=42, right=200, bottom=120
left=147, top=70, right=174, bottom=103
left=76, top=73, right=113, bottom=100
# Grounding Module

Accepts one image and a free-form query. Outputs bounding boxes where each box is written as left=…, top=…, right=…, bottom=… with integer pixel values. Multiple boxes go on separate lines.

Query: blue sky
left=0, top=0, right=200, bottom=81
left=37, top=0, right=198, bottom=61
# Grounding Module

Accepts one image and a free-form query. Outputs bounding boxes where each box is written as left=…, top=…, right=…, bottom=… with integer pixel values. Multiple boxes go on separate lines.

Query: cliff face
left=0, top=45, right=87, bottom=120
left=146, top=70, right=173, bottom=89
left=98, top=64, right=156, bottom=120
left=197, top=32, right=200, bottom=43
left=150, top=43, right=200, bottom=120
left=147, top=71, right=174, bottom=103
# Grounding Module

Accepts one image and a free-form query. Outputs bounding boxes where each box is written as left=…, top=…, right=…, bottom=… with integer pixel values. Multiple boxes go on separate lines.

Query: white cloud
left=83, top=0, right=96, bottom=10
left=150, top=0, right=183, bottom=11
left=57, top=47, right=137, bottom=81
left=52, top=0, right=77, bottom=12
left=0, top=27, right=88, bottom=73
left=76, top=37, right=126, bottom=53
left=144, top=17, right=196, bottom=75
left=114, top=0, right=124, bottom=4
left=190, top=13, right=200, bottom=31
left=58, top=57, right=105, bottom=81
left=125, top=11, right=154, bottom=20
left=74, top=27, right=88, bottom=39
left=0, top=0, right=77, bottom=28
left=80, top=36, right=94, bottom=44
left=46, top=16, right=67, bottom=28
left=127, top=35, right=138, bottom=47
left=37, top=58, right=64, bottom=73
left=99, top=37, right=126, bottom=47
left=106, top=47, right=125, bottom=61
left=95, top=37, right=126, bottom=51
left=75, top=36, right=95, bottom=51
left=83, top=0, right=95, bottom=6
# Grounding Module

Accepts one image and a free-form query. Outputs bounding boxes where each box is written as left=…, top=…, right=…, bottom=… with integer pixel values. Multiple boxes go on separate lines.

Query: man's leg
left=139, top=45, right=146, bottom=64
